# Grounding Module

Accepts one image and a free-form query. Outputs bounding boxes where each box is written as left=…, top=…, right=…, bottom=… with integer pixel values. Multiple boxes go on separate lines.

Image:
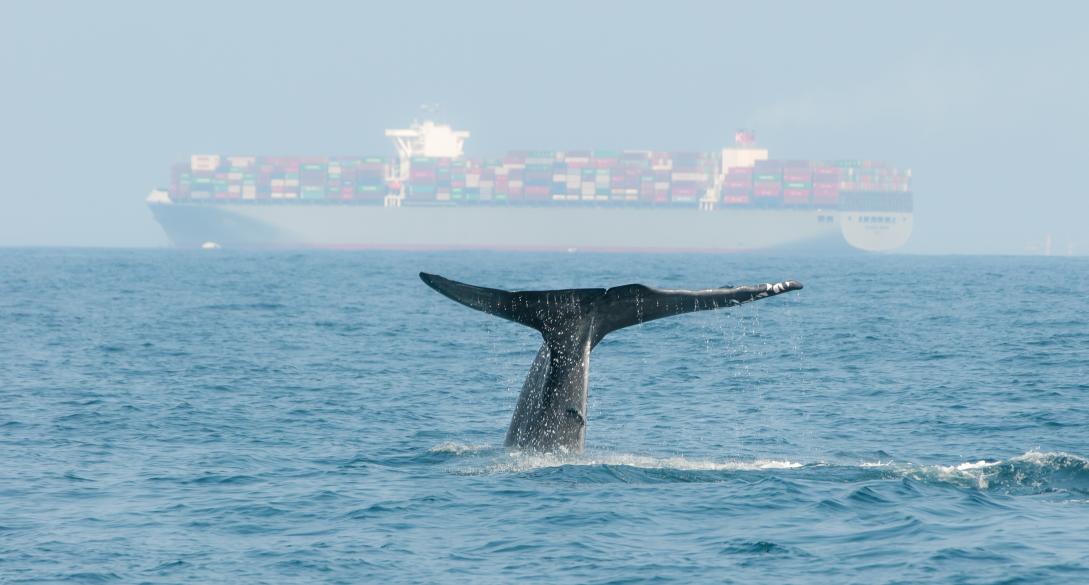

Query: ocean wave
left=428, top=441, right=495, bottom=455
left=433, top=444, right=1089, bottom=494
left=446, top=448, right=804, bottom=478
left=864, top=450, right=1089, bottom=494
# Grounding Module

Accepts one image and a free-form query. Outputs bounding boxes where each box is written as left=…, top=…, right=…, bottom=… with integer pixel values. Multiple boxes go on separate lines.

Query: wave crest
left=870, top=451, right=1089, bottom=494
left=428, top=441, right=494, bottom=455
left=456, top=450, right=804, bottom=477
left=429, top=443, right=1089, bottom=494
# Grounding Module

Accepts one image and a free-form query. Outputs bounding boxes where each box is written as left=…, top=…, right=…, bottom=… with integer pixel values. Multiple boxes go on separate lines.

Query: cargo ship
left=147, top=122, right=913, bottom=252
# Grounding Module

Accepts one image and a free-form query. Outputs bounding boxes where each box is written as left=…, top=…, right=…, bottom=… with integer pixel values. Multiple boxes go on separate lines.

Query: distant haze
left=1, top=1, right=1086, bottom=254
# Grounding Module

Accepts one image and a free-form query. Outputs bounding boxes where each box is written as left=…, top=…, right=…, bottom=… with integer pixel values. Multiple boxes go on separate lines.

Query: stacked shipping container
left=168, top=153, right=909, bottom=209
left=172, top=155, right=388, bottom=201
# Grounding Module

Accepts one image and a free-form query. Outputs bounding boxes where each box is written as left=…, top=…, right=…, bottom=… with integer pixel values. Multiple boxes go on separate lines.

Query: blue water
left=2, top=250, right=1088, bottom=584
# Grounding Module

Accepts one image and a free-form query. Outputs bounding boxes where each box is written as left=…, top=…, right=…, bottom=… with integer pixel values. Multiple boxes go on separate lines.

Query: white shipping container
left=228, top=172, right=243, bottom=180
left=672, top=172, right=708, bottom=182
left=270, top=192, right=284, bottom=199
left=191, top=154, right=221, bottom=172
left=467, top=175, right=480, bottom=188
left=581, top=183, right=595, bottom=196
left=495, top=168, right=509, bottom=176
left=509, top=180, right=523, bottom=188
left=227, top=156, right=255, bottom=168
left=654, top=181, right=670, bottom=189
left=566, top=178, right=581, bottom=189
left=285, top=179, right=300, bottom=187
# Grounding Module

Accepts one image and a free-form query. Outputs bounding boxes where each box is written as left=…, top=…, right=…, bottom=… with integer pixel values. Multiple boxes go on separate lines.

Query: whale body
left=420, top=272, right=802, bottom=453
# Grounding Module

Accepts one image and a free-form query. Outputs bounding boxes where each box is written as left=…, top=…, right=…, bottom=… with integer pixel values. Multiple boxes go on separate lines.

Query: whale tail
left=421, top=272, right=803, bottom=453
left=419, top=272, right=801, bottom=343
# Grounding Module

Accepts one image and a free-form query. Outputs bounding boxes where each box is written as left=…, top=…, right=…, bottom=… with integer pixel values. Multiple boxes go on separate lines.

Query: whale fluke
left=420, top=272, right=802, bottom=452
left=419, top=272, right=605, bottom=333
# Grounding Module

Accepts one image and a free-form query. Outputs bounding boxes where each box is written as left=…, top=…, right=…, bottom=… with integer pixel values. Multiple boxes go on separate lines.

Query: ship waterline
left=149, top=201, right=911, bottom=252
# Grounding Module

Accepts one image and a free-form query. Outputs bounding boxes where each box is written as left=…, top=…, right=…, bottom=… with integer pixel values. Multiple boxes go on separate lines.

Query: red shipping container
left=524, top=186, right=551, bottom=199
left=782, top=188, right=811, bottom=205
left=723, top=194, right=751, bottom=205
left=753, top=184, right=782, bottom=197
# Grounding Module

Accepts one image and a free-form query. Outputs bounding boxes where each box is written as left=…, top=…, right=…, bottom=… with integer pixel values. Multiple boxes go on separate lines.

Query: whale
left=420, top=272, right=802, bottom=453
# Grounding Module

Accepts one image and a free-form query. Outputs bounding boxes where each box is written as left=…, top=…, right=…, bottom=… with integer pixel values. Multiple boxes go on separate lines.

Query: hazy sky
left=1, top=1, right=1086, bottom=253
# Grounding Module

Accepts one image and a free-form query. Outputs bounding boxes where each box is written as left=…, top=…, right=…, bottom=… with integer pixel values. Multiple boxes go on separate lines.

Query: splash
left=448, top=448, right=804, bottom=476
left=428, top=441, right=494, bottom=455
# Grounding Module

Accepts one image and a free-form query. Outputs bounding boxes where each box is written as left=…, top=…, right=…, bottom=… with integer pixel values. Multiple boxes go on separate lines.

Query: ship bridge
left=384, top=121, right=470, bottom=206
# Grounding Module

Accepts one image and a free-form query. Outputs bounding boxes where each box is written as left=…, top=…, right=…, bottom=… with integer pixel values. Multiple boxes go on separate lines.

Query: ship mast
left=384, top=120, right=470, bottom=207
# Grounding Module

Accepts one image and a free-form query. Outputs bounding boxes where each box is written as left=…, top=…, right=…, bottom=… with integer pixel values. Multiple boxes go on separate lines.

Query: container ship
left=147, top=122, right=913, bottom=252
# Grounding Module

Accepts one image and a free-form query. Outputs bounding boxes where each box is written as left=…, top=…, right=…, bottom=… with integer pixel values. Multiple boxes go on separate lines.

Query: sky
left=1, top=1, right=1086, bottom=253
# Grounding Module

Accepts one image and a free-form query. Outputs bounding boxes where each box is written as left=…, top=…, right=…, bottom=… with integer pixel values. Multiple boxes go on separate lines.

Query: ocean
left=2, top=249, right=1087, bottom=584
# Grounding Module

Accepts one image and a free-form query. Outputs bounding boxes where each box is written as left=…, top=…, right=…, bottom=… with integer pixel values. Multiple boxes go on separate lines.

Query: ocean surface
left=2, top=249, right=1088, bottom=584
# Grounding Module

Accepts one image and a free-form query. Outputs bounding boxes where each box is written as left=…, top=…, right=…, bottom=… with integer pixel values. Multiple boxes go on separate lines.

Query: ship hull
left=147, top=202, right=884, bottom=253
